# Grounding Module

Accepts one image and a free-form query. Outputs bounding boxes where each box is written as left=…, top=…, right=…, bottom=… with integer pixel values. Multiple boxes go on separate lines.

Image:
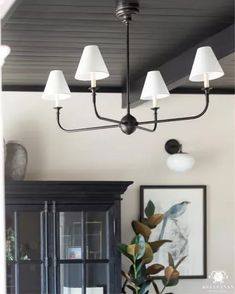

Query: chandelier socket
left=151, top=107, right=160, bottom=111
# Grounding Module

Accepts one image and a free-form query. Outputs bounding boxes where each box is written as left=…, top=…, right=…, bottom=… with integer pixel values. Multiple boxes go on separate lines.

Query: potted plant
left=119, top=200, right=186, bottom=294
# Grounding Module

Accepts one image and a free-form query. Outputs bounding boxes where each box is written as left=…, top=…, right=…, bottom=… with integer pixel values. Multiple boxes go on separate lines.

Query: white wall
left=2, top=91, right=235, bottom=293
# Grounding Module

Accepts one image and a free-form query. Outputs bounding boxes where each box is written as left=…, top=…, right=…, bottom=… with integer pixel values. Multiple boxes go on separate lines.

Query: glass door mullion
left=52, top=201, right=58, bottom=294
left=43, top=201, right=49, bottom=294
left=14, top=211, right=19, bottom=294
left=82, top=211, right=86, bottom=294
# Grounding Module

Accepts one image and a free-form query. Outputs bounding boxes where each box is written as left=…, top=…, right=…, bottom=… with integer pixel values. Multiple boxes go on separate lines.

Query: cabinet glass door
left=6, top=205, right=46, bottom=294
left=59, top=211, right=83, bottom=294
left=86, top=211, right=109, bottom=294
left=57, top=205, right=113, bottom=294
left=59, top=212, right=83, bottom=260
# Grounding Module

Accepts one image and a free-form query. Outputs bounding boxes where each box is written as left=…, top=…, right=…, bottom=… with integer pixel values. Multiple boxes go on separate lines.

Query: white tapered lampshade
left=0, top=45, right=10, bottom=66
left=140, top=70, right=170, bottom=100
left=75, top=45, right=109, bottom=81
left=42, top=70, right=71, bottom=101
left=189, top=46, right=224, bottom=82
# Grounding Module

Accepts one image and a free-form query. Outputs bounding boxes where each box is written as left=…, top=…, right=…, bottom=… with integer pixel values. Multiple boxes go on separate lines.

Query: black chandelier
left=42, top=0, right=224, bottom=135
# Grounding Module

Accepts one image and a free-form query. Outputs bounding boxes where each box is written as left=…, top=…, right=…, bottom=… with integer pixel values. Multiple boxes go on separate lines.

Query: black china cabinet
left=5, top=181, right=132, bottom=294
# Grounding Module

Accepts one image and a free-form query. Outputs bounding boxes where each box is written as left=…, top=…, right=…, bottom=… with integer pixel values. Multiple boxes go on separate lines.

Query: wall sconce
left=165, top=139, right=195, bottom=172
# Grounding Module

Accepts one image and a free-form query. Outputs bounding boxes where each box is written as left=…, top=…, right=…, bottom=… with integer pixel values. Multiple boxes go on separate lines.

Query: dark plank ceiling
left=2, top=0, right=235, bottom=97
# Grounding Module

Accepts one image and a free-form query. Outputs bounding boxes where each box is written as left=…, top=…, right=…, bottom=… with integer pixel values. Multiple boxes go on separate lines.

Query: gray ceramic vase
left=5, top=142, right=28, bottom=180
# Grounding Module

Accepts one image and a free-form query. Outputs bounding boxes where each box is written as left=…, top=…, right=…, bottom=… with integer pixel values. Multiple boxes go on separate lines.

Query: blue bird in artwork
left=159, top=201, right=190, bottom=240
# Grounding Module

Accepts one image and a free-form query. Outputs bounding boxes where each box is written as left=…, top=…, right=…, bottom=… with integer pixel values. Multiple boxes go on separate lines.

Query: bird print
left=159, top=201, right=190, bottom=240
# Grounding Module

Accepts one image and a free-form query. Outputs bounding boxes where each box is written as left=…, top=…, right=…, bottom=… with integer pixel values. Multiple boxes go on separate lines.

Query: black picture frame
left=140, top=185, right=207, bottom=279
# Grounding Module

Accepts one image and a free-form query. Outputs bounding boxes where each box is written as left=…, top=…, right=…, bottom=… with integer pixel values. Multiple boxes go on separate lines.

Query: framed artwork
left=140, top=185, right=207, bottom=279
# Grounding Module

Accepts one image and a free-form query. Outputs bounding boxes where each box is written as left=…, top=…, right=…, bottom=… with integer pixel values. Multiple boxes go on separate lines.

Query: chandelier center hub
left=119, top=114, right=138, bottom=135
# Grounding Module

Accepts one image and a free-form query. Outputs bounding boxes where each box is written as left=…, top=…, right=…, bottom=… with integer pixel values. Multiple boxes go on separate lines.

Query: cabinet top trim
left=5, top=180, right=133, bottom=197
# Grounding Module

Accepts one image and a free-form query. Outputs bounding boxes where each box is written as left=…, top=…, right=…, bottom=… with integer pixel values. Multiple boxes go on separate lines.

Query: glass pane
left=60, top=212, right=82, bottom=260
left=6, top=264, right=15, bottom=294
left=18, top=212, right=42, bottom=260
left=86, top=212, right=107, bottom=260
left=60, top=264, right=83, bottom=293
left=86, top=263, right=108, bottom=294
left=19, top=264, right=41, bottom=294
left=6, top=211, right=16, bottom=262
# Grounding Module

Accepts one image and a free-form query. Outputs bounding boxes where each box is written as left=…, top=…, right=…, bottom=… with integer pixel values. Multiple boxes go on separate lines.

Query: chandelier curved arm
left=137, top=107, right=159, bottom=126
left=137, top=107, right=158, bottom=132
left=158, top=87, right=210, bottom=124
left=137, top=124, right=157, bottom=132
left=55, top=106, right=119, bottom=132
left=91, top=88, right=121, bottom=124
left=138, top=88, right=210, bottom=126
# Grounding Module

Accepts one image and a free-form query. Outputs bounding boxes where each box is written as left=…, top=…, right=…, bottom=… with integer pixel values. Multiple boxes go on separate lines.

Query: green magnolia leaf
left=135, top=234, right=146, bottom=260
left=142, top=243, right=153, bottom=264
left=147, top=214, right=164, bottom=228
left=118, top=244, right=133, bottom=262
left=136, top=264, right=146, bottom=285
left=165, top=266, right=175, bottom=280
left=162, top=276, right=179, bottom=287
left=139, top=281, right=151, bottom=294
left=149, top=240, right=172, bottom=253
left=132, top=221, right=151, bottom=241
left=175, top=255, right=187, bottom=269
left=127, top=244, right=137, bottom=256
left=146, top=264, right=164, bottom=275
left=136, top=259, right=143, bottom=274
left=163, top=267, right=180, bottom=287
left=168, top=252, right=175, bottom=268
left=129, top=264, right=146, bottom=286
left=128, top=264, right=135, bottom=280
left=145, top=200, right=155, bottom=218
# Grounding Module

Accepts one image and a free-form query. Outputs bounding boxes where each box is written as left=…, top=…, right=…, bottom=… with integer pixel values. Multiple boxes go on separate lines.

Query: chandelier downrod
left=126, top=21, right=130, bottom=115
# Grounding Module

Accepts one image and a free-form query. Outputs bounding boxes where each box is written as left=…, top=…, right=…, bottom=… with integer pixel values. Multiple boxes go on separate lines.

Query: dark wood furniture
left=5, top=181, right=133, bottom=294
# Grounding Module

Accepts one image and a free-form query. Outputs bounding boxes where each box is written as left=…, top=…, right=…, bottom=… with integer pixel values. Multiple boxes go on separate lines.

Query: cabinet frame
left=5, top=181, right=132, bottom=294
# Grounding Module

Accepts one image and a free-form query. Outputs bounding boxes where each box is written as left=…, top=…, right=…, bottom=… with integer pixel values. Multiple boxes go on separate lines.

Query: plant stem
left=133, top=262, right=139, bottom=294
left=160, top=286, right=166, bottom=294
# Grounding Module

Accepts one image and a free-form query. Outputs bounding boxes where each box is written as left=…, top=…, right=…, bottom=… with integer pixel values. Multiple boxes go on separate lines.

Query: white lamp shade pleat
left=0, top=45, right=11, bottom=66
left=75, top=45, right=109, bottom=81
left=167, top=153, right=195, bottom=172
left=189, top=46, right=224, bottom=82
left=42, top=70, right=71, bottom=100
left=140, top=70, right=170, bottom=100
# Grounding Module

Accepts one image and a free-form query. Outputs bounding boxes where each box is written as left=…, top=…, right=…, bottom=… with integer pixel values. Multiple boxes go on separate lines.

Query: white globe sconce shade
left=75, top=45, right=109, bottom=82
left=189, top=46, right=224, bottom=84
left=167, top=153, right=195, bottom=172
left=140, top=70, right=170, bottom=100
left=42, top=70, right=71, bottom=106
left=165, top=139, right=195, bottom=172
